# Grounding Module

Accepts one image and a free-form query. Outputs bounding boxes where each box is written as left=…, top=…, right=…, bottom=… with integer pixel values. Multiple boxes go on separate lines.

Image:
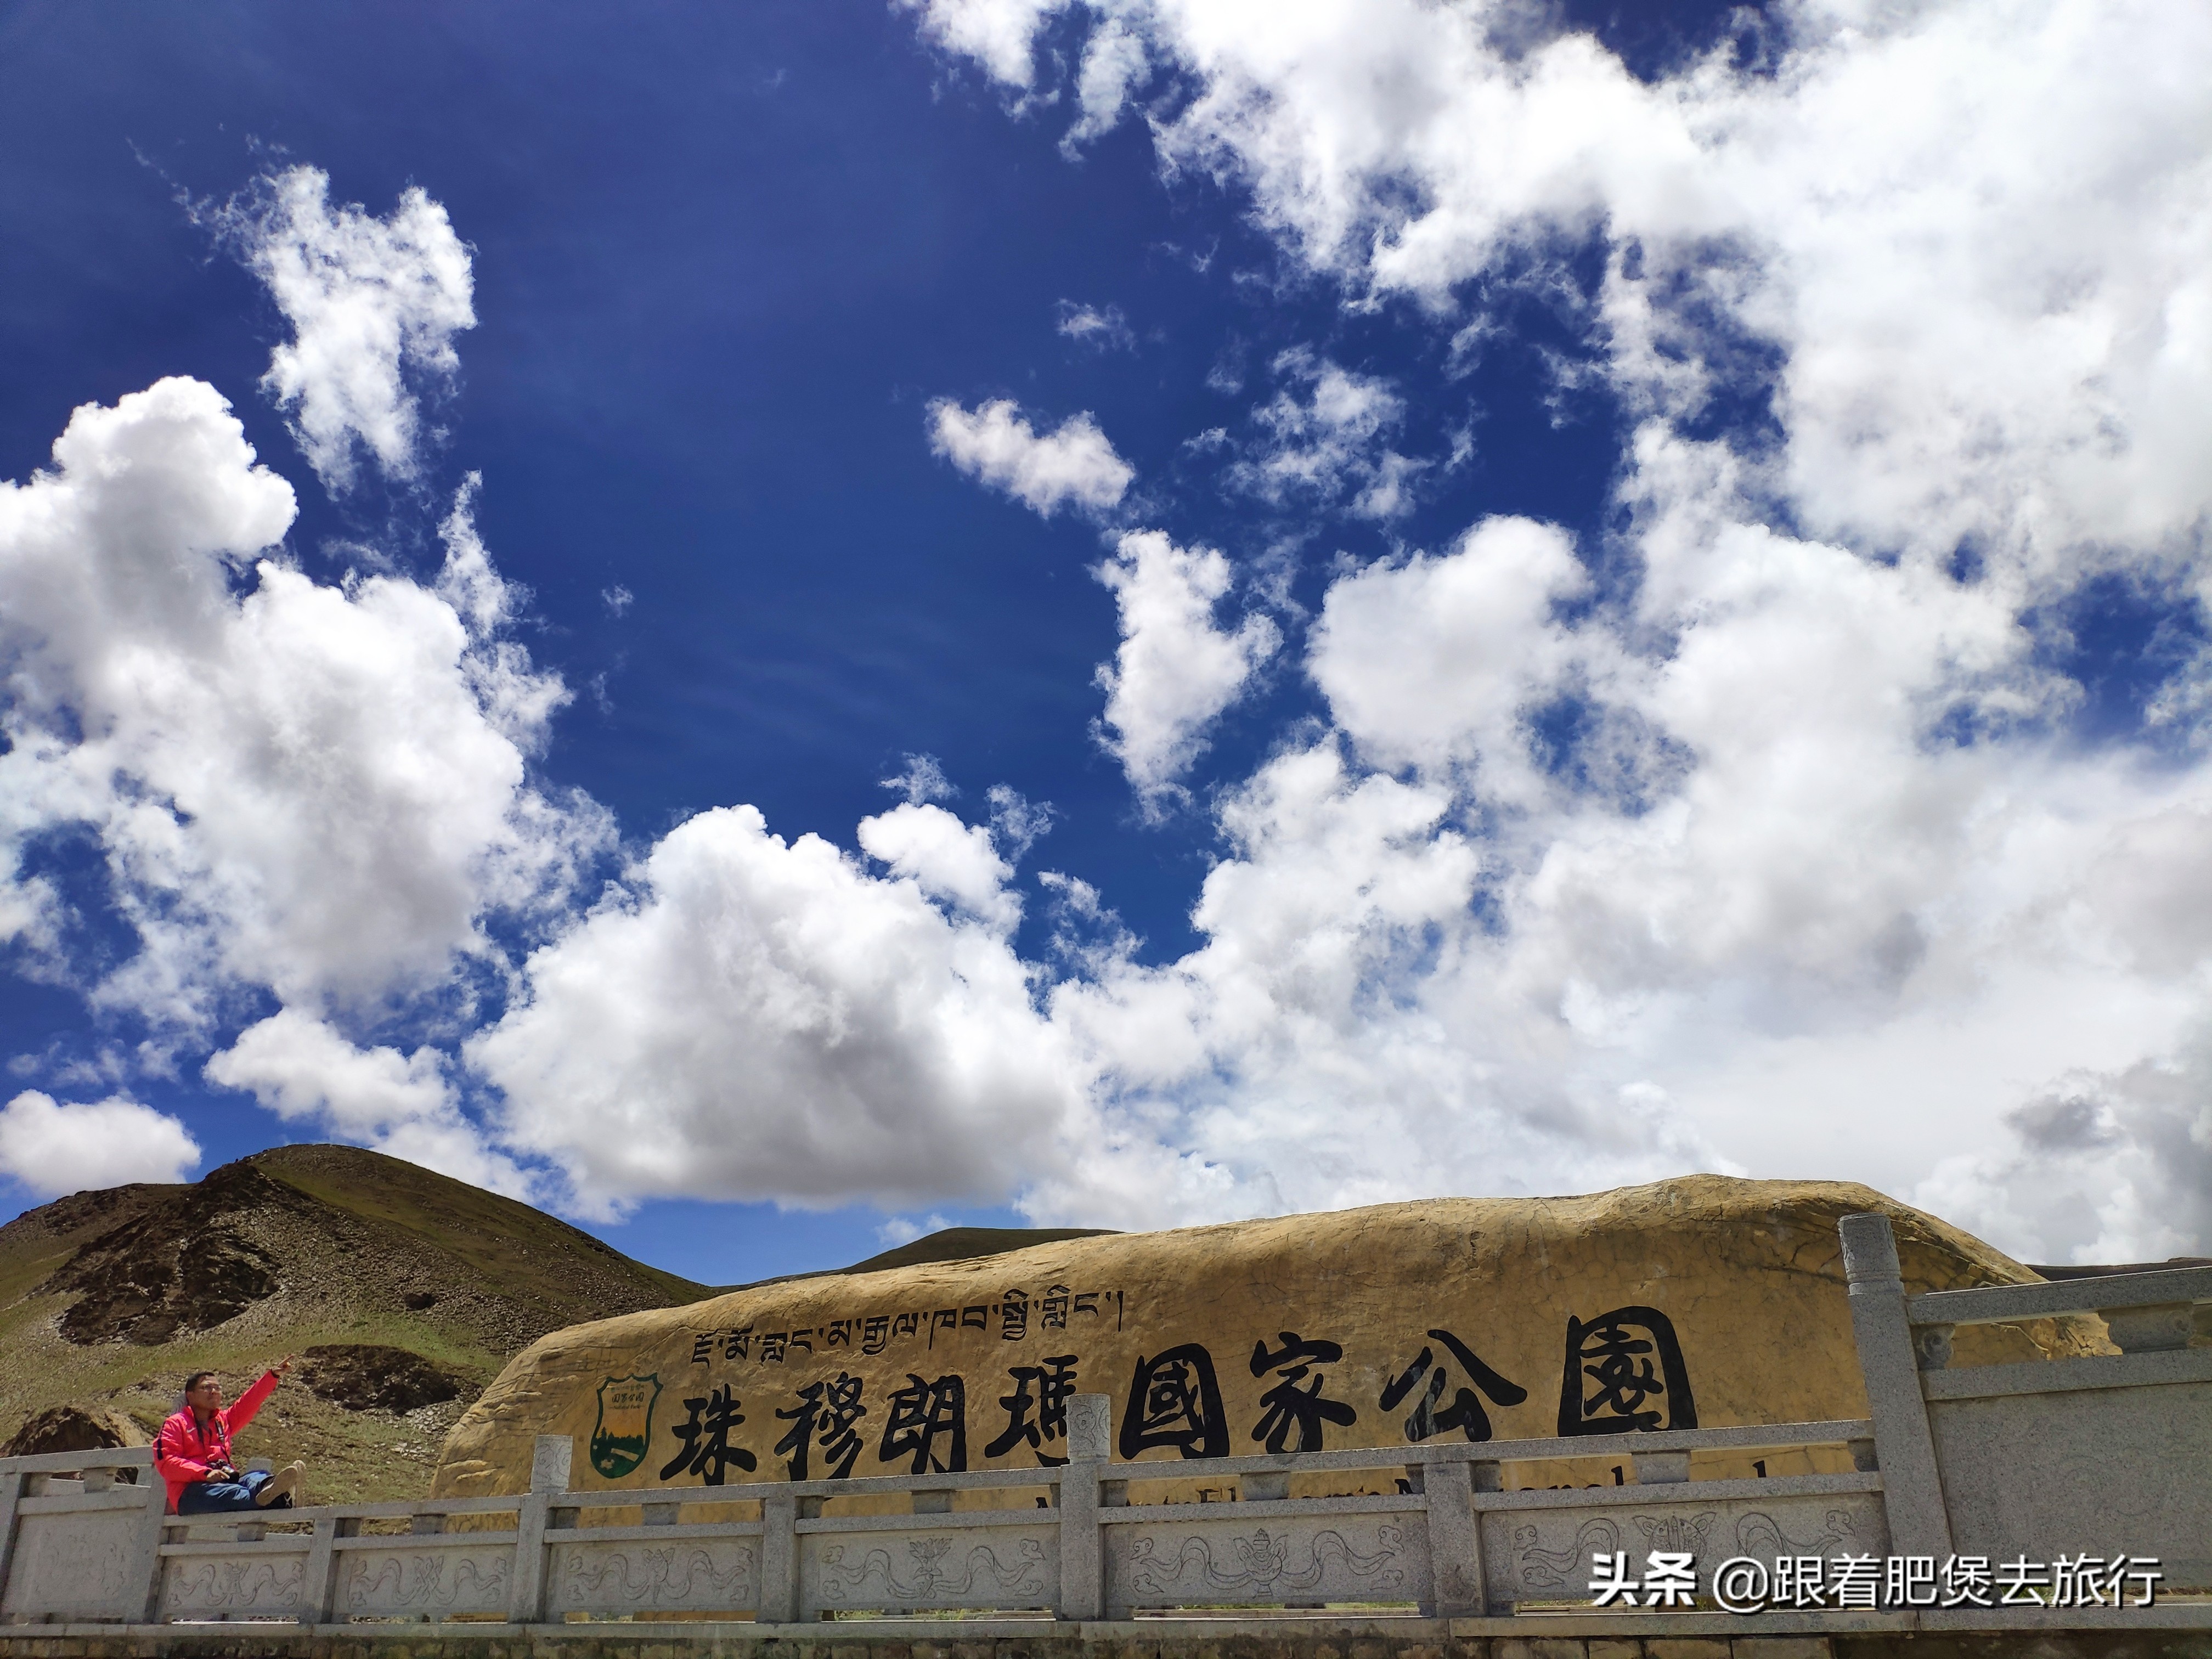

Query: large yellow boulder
left=433, top=1176, right=2087, bottom=1503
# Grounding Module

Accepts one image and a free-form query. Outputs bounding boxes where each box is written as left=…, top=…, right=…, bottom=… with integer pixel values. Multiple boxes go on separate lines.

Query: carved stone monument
left=433, top=1175, right=2096, bottom=1507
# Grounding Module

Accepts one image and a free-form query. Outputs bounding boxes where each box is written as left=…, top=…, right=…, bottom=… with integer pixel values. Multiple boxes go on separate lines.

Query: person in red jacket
left=155, top=1357, right=308, bottom=1514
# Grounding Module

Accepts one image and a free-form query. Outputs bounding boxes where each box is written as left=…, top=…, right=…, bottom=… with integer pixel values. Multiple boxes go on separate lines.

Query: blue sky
left=2, top=0, right=2208, bottom=1284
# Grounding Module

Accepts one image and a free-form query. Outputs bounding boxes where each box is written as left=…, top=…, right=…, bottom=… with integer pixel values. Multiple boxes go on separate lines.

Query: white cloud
left=0, top=1091, right=201, bottom=1197
left=1055, top=300, right=1135, bottom=350
left=858, top=800, right=1022, bottom=930
left=205, top=1009, right=530, bottom=1198
left=468, top=805, right=1085, bottom=1217
left=1035, top=739, right=1723, bottom=1227
left=0, top=377, right=608, bottom=1032
left=1918, top=1037, right=2212, bottom=1266
left=1063, top=18, right=1148, bottom=154
left=217, top=166, right=476, bottom=492
left=889, top=0, right=2212, bottom=1257
left=877, top=1211, right=956, bottom=1247
left=896, top=0, right=1065, bottom=89
left=950, top=0, right=2212, bottom=580
left=1092, top=530, right=1279, bottom=804
left=1309, top=516, right=1596, bottom=798
left=928, top=397, right=1134, bottom=517
left=987, top=784, right=1056, bottom=859
left=16, top=36, right=2212, bottom=1273
left=882, top=752, right=958, bottom=805
left=1231, top=351, right=1423, bottom=519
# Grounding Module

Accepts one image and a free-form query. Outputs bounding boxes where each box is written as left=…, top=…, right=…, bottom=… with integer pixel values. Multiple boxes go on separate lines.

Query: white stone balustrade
left=0, top=1216, right=2204, bottom=1637
left=1889, top=1245, right=2212, bottom=1605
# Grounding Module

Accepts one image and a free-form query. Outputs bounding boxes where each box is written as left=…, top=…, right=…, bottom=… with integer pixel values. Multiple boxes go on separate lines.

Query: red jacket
left=155, top=1371, right=280, bottom=1513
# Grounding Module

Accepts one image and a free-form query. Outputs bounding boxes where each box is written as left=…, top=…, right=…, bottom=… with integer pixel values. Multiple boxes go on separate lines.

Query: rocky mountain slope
left=0, top=1144, right=1104, bottom=1502
left=0, top=1144, right=712, bottom=1502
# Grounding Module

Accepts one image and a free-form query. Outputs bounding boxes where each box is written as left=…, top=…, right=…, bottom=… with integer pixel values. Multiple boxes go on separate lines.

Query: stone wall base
left=1, top=1619, right=2207, bottom=1659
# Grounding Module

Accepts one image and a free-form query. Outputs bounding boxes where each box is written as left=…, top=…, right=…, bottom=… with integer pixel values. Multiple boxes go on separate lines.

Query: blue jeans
left=177, top=1470, right=283, bottom=1514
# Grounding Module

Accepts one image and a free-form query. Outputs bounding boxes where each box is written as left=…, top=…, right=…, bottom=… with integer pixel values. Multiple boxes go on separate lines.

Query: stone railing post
left=127, top=1464, right=168, bottom=1624
left=758, top=1490, right=799, bottom=1624
left=1418, top=1456, right=1488, bottom=1617
left=1056, top=1393, right=1110, bottom=1620
left=1839, top=1212, right=1954, bottom=1561
left=0, top=1463, right=23, bottom=1612
left=507, top=1433, right=571, bottom=1626
left=298, top=1515, right=341, bottom=1626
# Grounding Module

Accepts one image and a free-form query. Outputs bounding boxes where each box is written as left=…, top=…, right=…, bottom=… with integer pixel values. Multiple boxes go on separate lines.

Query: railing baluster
left=757, top=1488, right=798, bottom=1624
left=0, top=1463, right=24, bottom=1605
left=1914, top=1322, right=1954, bottom=1370
left=1421, top=1456, right=1486, bottom=1618
left=299, top=1514, right=340, bottom=1627
left=2102, top=1301, right=2195, bottom=1352
left=126, top=1462, right=167, bottom=1626
left=507, top=1431, right=569, bottom=1626
left=1630, top=1451, right=1690, bottom=1483
left=1841, top=1211, right=1956, bottom=1561
left=1057, top=1393, right=1110, bottom=1621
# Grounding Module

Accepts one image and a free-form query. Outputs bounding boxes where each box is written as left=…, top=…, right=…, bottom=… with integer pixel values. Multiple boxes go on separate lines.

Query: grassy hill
left=0, top=1145, right=712, bottom=1502
left=0, top=1144, right=1110, bottom=1502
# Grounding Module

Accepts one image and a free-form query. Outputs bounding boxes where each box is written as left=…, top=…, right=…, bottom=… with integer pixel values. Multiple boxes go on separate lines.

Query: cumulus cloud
left=1092, top=531, right=1279, bottom=804
left=15, top=18, right=2212, bottom=1269
left=934, top=0, right=2212, bottom=579
left=858, top=801, right=1022, bottom=930
left=1309, top=516, right=1598, bottom=797
left=0, top=378, right=608, bottom=1033
left=0, top=1091, right=201, bottom=1197
left=216, top=166, right=475, bottom=493
left=987, top=784, right=1056, bottom=860
left=878, top=1211, right=957, bottom=1246
left=928, top=397, right=1134, bottom=516
left=1918, top=1038, right=2212, bottom=1266
left=895, top=0, right=2212, bottom=1255
left=0, top=368, right=1062, bottom=1223
left=468, top=805, right=1084, bottom=1217
left=1037, top=739, right=1723, bottom=1227
left=205, top=1009, right=530, bottom=1197
left=896, top=0, right=1064, bottom=90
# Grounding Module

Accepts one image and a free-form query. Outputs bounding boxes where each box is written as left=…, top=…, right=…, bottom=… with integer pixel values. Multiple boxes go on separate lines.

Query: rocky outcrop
left=300, top=1345, right=477, bottom=1413
left=435, top=1176, right=2097, bottom=1503
left=41, top=1161, right=301, bottom=1345
left=1, top=1404, right=148, bottom=1456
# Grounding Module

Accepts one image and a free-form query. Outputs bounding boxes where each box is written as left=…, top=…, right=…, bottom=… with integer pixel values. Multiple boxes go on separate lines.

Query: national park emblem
left=590, top=1373, right=661, bottom=1479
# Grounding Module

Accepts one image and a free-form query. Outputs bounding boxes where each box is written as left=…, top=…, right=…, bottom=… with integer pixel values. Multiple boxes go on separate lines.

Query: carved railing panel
left=547, top=1532, right=760, bottom=1618
left=1103, top=1502, right=1427, bottom=1616
left=1477, top=1479, right=1889, bottom=1610
left=338, top=1539, right=517, bottom=1621
left=155, top=1545, right=310, bottom=1619
left=798, top=1519, right=1059, bottom=1616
